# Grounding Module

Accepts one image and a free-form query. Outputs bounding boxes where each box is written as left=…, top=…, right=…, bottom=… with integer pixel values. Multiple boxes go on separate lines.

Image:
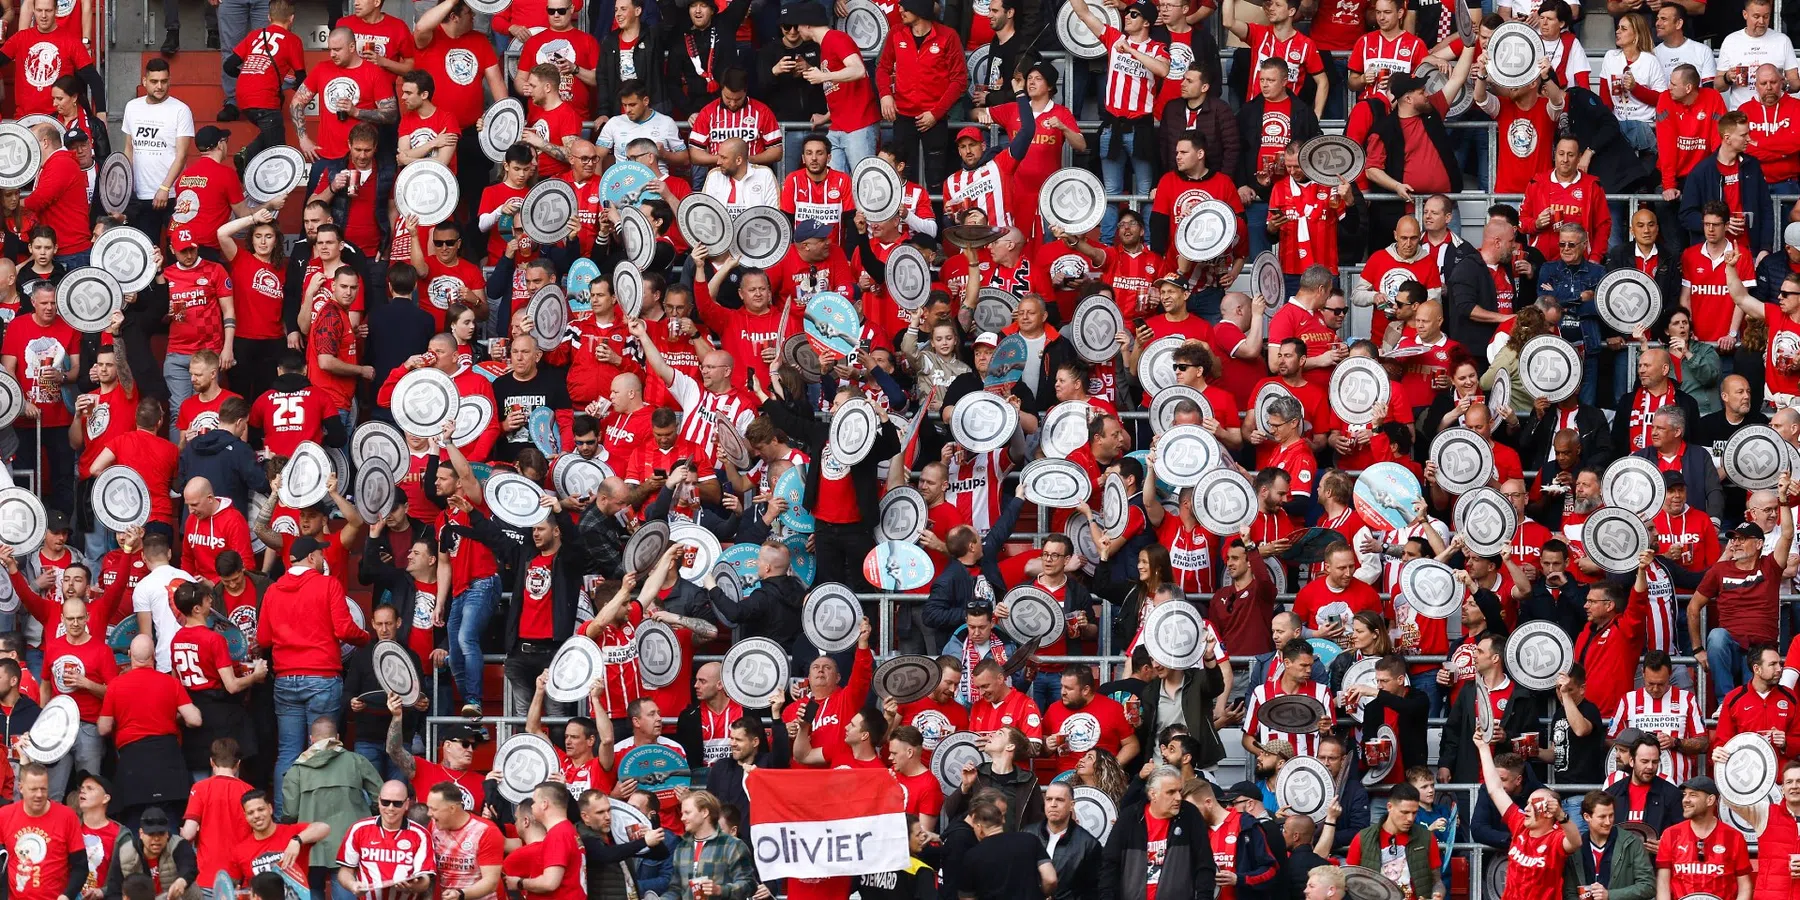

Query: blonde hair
left=683, top=789, right=724, bottom=826
left=1617, top=12, right=1652, bottom=54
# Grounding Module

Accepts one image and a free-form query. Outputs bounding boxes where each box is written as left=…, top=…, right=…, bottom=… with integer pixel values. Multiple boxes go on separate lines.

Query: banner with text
left=745, top=768, right=908, bottom=881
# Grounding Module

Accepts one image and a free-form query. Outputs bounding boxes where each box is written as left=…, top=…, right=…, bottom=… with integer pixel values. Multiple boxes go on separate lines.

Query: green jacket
left=1562, top=826, right=1654, bottom=900
left=1353, top=822, right=1443, bottom=900
left=281, top=740, right=381, bottom=866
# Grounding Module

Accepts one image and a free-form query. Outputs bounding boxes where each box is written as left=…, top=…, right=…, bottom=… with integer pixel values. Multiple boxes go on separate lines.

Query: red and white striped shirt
left=667, top=370, right=757, bottom=466
left=337, top=818, right=435, bottom=900
left=697, top=698, right=746, bottom=764
left=1245, top=679, right=1335, bottom=757
left=1347, top=30, right=1429, bottom=100
left=781, top=169, right=856, bottom=242
left=1243, top=24, right=1324, bottom=102
left=592, top=605, right=645, bottom=718
left=1099, top=26, right=1167, bottom=119
left=1608, top=687, right=1707, bottom=784
left=942, top=154, right=1021, bottom=228
left=687, top=97, right=782, bottom=157
left=945, top=447, right=1011, bottom=534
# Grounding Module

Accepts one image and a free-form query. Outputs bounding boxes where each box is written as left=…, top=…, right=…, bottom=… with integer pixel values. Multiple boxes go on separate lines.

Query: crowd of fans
left=6, top=0, right=1800, bottom=897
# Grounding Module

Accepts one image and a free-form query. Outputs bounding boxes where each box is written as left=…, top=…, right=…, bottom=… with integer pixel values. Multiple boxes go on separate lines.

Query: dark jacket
left=1560, top=87, right=1657, bottom=193
left=364, top=297, right=435, bottom=393
left=596, top=29, right=671, bottom=119
left=1522, top=401, right=1615, bottom=473
left=923, top=496, right=1025, bottom=649
left=580, top=829, right=671, bottom=900
left=751, top=38, right=825, bottom=122
left=575, top=504, right=631, bottom=580
left=1756, top=248, right=1800, bottom=303
left=1360, top=687, right=1431, bottom=787
left=454, top=509, right=593, bottom=648
left=282, top=242, right=368, bottom=338
left=1211, top=811, right=1278, bottom=900
left=1604, top=775, right=1682, bottom=835
left=1283, top=847, right=1331, bottom=900
left=1235, top=96, right=1321, bottom=201
left=1444, top=250, right=1522, bottom=368
left=1367, top=101, right=1464, bottom=193
left=700, top=718, right=790, bottom=843
left=1438, top=676, right=1545, bottom=785
left=1135, top=665, right=1226, bottom=771
left=342, top=623, right=429, bottom=746
left=661, top=0, right=755, bottom=116
left=311, top=155, right=397, bottom=257
left=1632, top=442, right=1723, bottom=521
left=1681, top=153, right=1774, bottom=255
left=1101, top=800, right=1216, bottom=900
left=711, top=572, right=806, bottom=648
left=759, top=394, right=901, bottom=525
left=1520, top=578, right=1590, bottom=639
left=944, top=762, right=1046, bottom=832
left=1610, top=387, right=1701, bottom=461
left=1562, top=823, right=1655, bottom=900
left=179, top=429, right=271, bottom=514
left=1159, top=95, right=1239, bottom=175
left=1604, top=242, right=1683, bottom=310
left=1026, top=820, right=1104, bottom=900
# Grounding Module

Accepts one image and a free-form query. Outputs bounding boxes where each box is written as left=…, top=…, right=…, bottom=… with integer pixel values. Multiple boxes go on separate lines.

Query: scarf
left=960, top=632, right=1007, bottom=702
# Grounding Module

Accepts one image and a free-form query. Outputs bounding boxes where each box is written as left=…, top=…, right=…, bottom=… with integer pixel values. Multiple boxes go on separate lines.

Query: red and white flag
left=745, top=768, right=909, bottom=881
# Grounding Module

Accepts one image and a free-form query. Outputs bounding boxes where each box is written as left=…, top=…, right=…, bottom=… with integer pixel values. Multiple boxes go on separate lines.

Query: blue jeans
left=274, top=675, right=344, bottom=818
left=354, top=739, right=399, bottom=781
left=56, top=252, right=89, bottom=269
left=164, top=352, right=194, bottom=442
left=1706, top=628, right=1749, bottom=702
left=216, top=0, right=267, bottom=105
left=828, top=125, right=879, bottom=176
left=1617, top=119, right=1655, bottom=153
left=447, top=575, right=500, bottom=710
left=1247, top=202, right=1272, bottom=258
left=1099, top=123, right=1153, bottom=245
left=1030, top=670, right=1061, bottom=711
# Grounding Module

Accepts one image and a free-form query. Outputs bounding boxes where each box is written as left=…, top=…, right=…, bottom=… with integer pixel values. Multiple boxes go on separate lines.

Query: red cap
left=955, top=126, right=985, bottom=146
left=170, top=228, right=199, bottom=251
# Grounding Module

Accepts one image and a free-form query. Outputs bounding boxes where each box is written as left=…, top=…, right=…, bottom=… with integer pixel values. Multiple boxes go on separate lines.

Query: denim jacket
left=1538, top=259, right=1607, bottom=351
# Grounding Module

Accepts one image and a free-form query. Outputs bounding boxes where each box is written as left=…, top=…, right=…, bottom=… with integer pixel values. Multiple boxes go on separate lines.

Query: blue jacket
left=178, top=429, right=270, bottom=514
left=1471, top=766, right=1546, bottom=848
left=1680, top=154, right=1773, bottom=255
left=1536, top=259, right=1607, bottom=351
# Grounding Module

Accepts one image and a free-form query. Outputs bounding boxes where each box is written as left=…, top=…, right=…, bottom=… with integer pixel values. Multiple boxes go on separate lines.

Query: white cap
left=974, top=332, right=1002, bottom=348
left=1784, top=221, right=1800, bottom=251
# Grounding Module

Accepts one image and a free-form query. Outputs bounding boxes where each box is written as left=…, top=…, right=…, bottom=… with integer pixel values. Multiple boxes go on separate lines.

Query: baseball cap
left=441, top=724, right=488, bottom=745
left=1679, top=775, right=1719, bottom=796
left=138, top=806, right=171, bottom=835
left=794, top=219, right=832, bottom=242
left=1153, top=272, right=1187, bottom=289
left=1124, top=0, right=1155, bottom=18
left=1785, top=220, right=1800, bottom=251
left=955, top=126, right=985, bottom=146
left=170, top=228, right=200, bottom=252
left=44, top=509, right=71, bottom=533
left=1727, top=522, right=1767, bottom=541
left=193, top=125, right=228, bottom=151
left=288, top=534, right=330, bottom=561
left=974, top=332, right=1002, bottom=348
left=1387, top=73, right=1425, bottom=99
left=1662, top=470, right=1687, bottom=489
left=62, top=127, right=89, bottom=147
left=1221, top=780, right=1263, bottom=803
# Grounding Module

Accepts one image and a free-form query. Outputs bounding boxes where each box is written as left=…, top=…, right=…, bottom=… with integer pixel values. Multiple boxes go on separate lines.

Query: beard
left=1570, top=495, right=1602, bottom=514
left=1255, top=763, right=1277, bottom=778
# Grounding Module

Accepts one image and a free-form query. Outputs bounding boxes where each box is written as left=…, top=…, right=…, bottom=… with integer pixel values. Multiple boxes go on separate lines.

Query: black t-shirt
left=958, top=831, right=1049, bottom=900
left=1543, top=697, right=1605, bottom=783
left=857, top=860, right=939, bottom=900
left=489, top=365, right=573, bottom=463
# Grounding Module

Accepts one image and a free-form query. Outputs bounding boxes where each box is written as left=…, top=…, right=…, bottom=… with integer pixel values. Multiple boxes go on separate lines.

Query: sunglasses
left=379, top=799, right=408, bottom=808
left=1323, top=306, right=1348, bottom=314
left=433, top=239, right=459, bottom=247
left=449, top=738, right=476, bottom=748
left=1558, top=241, right=1581, bottom=248
left=1172, top=363, right=1194, bottom=371
left=547, top=6, right=571, bottom=12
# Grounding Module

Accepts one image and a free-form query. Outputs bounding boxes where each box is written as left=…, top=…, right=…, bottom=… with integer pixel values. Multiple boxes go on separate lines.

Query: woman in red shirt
left=218, top=207, right=288, bottom=402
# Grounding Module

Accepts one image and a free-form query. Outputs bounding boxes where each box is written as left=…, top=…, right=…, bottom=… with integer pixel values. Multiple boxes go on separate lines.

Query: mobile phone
left=654, top=468, right=667, bottom=478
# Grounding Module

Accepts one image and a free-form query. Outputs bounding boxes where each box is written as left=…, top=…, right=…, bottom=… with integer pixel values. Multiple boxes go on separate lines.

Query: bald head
left=1774, top=408, right=1800, bottom=429
left=1481, top=221, right=1516, bottom=260
left=129, top=634, right=155, bottom=667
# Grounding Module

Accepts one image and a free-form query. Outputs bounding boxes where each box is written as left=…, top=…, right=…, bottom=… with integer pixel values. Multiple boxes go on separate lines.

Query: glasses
left=575, top=438, right=599, bottom=447
left=433, top=239, right=459, bottom=247
left=1124, top=9, right=1145, bottom=17
left=449, top=739, right=476, bottom=749
left=1781, top=290, right=1800, bottom=299
left=1323, top=306, right=1348, bottom=314
left=1172, top=363, right=1194, bottom=371
left=573, top=155, right=599, bottom=162
left=1558, top=241, right=1582, bottom=248
left=547, top=6, right=571, bottom=12
left=379, top=799, right=408, bottom=808
left=1040, top=551, right=1069, bottom=560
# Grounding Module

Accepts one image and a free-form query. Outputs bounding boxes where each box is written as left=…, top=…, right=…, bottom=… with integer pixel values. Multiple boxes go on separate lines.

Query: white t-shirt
left=1598, top=49, right=1668, bottom=122
left=596, top=110, right=685, bottom=160
left=1020, top=333, right=1047, bottom=394
left=119, top=95, right=194, bottom=200
left=1653, top=37, right=1717, bottom=83
left=1718, top=28, right=1799, bottom=107
left=701, top=165, right=780, bottom=214
left=132, top=562, right=197, bottom=673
